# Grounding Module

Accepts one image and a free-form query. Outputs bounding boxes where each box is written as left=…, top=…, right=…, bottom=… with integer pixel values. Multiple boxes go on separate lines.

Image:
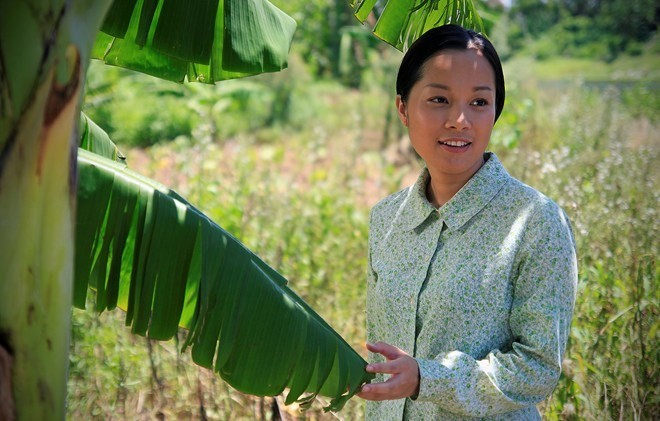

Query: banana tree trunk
left=0, top=1, right=112, bottom=419
left=0, top=59, right=78, bottom=421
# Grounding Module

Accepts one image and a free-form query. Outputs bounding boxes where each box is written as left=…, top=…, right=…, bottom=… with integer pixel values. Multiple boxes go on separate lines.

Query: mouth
left=438, top=139, right=471, bottom=148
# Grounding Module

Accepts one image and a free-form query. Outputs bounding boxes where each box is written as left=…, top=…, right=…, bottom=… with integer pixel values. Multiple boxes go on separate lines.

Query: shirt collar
left=400, top=152, right=511, bottom=232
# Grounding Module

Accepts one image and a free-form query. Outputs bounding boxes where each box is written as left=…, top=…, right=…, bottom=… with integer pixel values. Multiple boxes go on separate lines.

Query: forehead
left=419, top=48, right=495, bottom=86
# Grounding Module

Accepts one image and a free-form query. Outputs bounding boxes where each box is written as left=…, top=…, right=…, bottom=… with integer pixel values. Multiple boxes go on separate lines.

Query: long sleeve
left=365, top=224, right=379, bottom=347
left=414, top=203, right=578, bottom=417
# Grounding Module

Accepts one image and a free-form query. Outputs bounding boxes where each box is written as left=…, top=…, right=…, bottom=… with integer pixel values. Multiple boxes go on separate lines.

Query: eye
left=429, top=96, right=448, bottom=104
left=471, top=98, right=489, bottom=107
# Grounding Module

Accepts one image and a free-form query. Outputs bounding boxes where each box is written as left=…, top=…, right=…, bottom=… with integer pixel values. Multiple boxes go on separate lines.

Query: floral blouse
left=366, top=153, right=578, bottom=420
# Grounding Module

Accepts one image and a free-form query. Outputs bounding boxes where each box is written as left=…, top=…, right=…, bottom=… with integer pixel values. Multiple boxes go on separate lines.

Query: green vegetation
left=74, top=53, right=658, bottom=420
left=5, top=1, right=491, bottom=418
left=1, top=0, right=308, bottom=417
left=495, top=79, right=658, bottom=420
left=503, top=0, right=657, bottom=61
left=69, top=1, right=658, bottom=419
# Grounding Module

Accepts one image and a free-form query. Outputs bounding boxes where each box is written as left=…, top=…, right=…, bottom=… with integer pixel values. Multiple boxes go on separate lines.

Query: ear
left=395, top=95, right=408, bottom=127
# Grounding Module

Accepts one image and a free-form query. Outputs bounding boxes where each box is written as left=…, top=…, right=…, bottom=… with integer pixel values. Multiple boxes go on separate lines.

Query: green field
left=69, top=41, right=659, bottom=420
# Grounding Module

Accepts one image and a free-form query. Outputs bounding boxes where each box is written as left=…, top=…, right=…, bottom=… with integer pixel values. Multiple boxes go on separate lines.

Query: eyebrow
left=425, top=82, right=493, bottom=92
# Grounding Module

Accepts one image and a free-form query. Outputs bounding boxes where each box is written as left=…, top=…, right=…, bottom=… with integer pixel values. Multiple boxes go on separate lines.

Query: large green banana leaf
left=76, top=134, right=374, bottom=411
left=92, top=0, right=297, bottom=83
left=351, top=0, right=484, bottom=51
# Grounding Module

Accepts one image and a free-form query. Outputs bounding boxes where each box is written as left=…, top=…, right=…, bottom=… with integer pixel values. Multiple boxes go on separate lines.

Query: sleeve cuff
left=414, top=356, right=451, bottom=402
left=410, top=365, right=421, bottom=400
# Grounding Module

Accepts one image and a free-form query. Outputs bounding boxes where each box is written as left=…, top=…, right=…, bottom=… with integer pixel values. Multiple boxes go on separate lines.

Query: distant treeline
left=269, top=0, right=658, bottom=81
left=503, top=0, right=658, bottom=60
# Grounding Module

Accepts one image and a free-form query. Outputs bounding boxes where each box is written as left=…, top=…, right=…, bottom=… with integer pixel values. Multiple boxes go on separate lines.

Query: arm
left=413, top=204, right=578, bottom=416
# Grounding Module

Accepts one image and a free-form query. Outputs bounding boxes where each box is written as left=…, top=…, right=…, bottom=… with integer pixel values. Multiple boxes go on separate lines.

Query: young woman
left=357, top=25, right=578, bottom=420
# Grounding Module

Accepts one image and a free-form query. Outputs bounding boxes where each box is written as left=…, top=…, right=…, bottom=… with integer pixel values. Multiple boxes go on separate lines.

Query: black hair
left=396, top=24, right=506, bottom=122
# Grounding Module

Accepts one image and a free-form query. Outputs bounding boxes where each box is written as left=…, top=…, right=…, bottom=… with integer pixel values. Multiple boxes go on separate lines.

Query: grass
left=504, top=50, right=660, bottom=82
left=494, top=80, right=658, bottom=420
left=69, top=55, right=659, bottom=419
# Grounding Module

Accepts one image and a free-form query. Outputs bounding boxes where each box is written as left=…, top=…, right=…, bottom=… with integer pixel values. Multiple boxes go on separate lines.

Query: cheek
left=475, top=112, right=496, bottom=135
left=410, top=107, right=445, bottom=129
left=407, top=127, right=434, bottom=156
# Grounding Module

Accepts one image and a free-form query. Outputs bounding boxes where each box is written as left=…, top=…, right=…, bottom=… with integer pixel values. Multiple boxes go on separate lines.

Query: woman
left=357, top=25, right=577, bottom=420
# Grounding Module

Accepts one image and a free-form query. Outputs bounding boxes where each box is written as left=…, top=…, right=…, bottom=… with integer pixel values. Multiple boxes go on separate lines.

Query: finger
left=357, top=377, right=406, bottom=401
left=357, top=382, right=393, bottom=400
left=366, top=360, right=401, bottom=375
left=366, top=342, right=405, bottom=360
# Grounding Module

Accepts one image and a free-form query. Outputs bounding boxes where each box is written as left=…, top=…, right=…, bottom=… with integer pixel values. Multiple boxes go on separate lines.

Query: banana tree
left=0, top=0, right=303, bottom=418
left=0, top=0, right=483, bottom=419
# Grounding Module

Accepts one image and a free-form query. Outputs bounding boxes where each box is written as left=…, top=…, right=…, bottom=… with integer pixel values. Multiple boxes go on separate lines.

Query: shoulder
left=502, top=177, right=576, bottom=250
left=370, top=186, right=410, bottom=222
left=368, top=183, right=419, bottom=247
left=504, top=176, right=569, bottom=220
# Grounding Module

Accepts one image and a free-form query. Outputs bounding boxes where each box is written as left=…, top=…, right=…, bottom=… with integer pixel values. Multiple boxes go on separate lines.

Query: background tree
left=505, top=0, right=658, bottom=60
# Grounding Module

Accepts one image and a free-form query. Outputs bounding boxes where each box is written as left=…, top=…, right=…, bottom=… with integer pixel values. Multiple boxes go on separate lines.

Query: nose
left=445, top=105, right=470, bottom=130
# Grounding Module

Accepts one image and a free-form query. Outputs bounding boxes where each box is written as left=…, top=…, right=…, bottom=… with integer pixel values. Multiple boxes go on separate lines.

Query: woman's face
left=397, top=48, right=496, bottom=183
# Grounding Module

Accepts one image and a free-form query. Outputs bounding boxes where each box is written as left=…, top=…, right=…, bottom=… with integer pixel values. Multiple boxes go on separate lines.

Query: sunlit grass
left=505, top=52, right=660, bottom=82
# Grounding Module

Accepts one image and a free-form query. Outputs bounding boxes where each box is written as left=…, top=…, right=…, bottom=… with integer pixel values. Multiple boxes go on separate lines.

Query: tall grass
left=494, top=80, right=658, bottom=420
left=69, top=69, right=658, bottom=419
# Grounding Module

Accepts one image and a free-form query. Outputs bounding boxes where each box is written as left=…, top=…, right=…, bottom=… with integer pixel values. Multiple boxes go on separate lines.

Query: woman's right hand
left=357, top=342, right=420, bottom=401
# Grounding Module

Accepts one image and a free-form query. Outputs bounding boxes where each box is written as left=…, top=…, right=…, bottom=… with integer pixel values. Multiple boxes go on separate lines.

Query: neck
left=426, top=177, right=464, bottom=208
left=426, top=157, right=486, bottom=208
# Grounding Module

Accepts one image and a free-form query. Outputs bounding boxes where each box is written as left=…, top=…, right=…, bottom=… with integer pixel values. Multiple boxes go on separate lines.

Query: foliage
left=67, top=1, right=659, bottom=418
left=2, top=0, right=357, bottom=418
left=83, top=63, right=196, bottom=147
left=69, top=303, right=294, bottom=420
left=267, top=0, right=494, bottom=88
left=83, top=62, right=281, bottom=147
left=70, top=123, right=399, bottom=419
left=271, top=0, right=358, bottom=80
left=505, top=0, right=658, bottom=61
left=75, top=135, right=374, bottom=411
left=73, top=50, right=659, bottom=417
left=93, top=0, right=296, bottom=83
left=352, top=0, right=484, bottom=51
left=502, top=55, right=660, bottom=92
left=621, top=83, right=660, bottom=122
left=493, top=78, right=659, bottom=420
left=83, top=49, right=407, bottom=147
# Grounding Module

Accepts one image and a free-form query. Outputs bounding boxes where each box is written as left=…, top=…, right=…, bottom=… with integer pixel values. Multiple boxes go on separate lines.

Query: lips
left=438, top=139, right=471, bottom=147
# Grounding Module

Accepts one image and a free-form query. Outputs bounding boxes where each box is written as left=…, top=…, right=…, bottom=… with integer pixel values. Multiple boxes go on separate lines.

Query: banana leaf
left=92, top=0, right=297, bottom=84
left=75, top=144, right=373, bottom=411
left=79, top=112, right=125, bottom=163
left=352, top=0, right=484, bottom=51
